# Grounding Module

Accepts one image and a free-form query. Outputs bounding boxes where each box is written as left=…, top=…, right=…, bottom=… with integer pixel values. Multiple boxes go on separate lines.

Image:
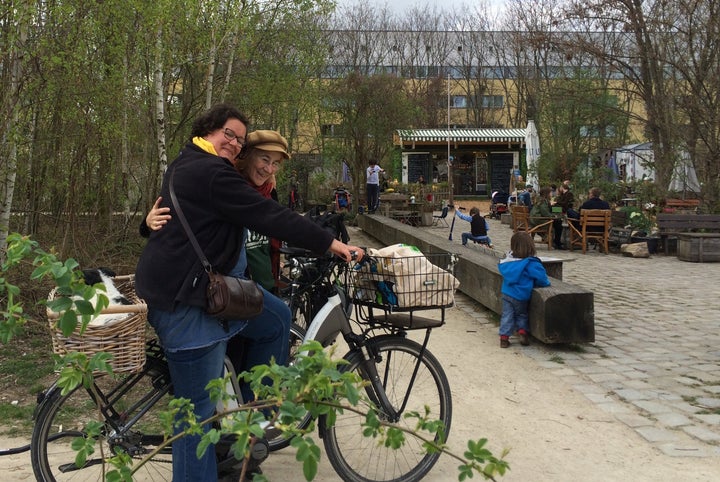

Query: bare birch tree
left=0, top=2, right=30, bottom=260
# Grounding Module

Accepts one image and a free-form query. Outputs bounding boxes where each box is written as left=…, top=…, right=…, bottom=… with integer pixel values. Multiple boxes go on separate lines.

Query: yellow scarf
left=192, top=136, right=217, bottom=155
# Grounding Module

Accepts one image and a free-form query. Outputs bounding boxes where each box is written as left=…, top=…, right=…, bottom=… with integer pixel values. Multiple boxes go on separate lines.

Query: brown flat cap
left=246, top=130, right=290, bottom=159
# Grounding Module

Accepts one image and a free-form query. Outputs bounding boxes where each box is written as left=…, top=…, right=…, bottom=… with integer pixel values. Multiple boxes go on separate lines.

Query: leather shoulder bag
left=169, top=170, right=263, bottom=320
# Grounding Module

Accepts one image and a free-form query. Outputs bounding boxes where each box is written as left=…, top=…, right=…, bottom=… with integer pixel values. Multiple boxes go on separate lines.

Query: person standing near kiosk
left=366, top=159, right=384, bottom=213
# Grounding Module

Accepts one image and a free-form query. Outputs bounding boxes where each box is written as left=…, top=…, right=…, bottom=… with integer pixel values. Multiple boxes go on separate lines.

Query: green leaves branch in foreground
left=106, top=341, right=508, bottom=482
left=1, top=232, right=112, bottom=344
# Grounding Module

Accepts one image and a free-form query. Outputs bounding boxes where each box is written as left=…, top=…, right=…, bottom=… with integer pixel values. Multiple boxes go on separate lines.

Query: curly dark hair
left=538, top=186, right=552, bottom=199
left=190, top=104, right=250, bottom=138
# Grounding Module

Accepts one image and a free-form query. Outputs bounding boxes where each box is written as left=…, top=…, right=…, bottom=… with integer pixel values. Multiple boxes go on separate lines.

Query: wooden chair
left=568, top=209, right=611, bottom=254
left=511, top=205, right=530, bottom=232
left=511, top=205, right=553, bottom=250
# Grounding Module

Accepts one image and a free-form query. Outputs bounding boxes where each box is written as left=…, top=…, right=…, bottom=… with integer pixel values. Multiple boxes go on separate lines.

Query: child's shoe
left=500, top=337, right=510, bottom=348
left=518, top=330, right=530, bottom=346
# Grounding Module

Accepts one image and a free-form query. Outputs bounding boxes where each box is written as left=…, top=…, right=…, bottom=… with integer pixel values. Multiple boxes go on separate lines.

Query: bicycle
left=31, top=249, right=458, bottom=482
left=29, top=254, right=325, bottom=481
left=282, top=246, right=457, bottom=482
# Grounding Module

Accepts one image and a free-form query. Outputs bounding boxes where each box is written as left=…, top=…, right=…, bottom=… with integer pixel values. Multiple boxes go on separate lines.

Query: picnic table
left=390, top=209, right=421, bottom=226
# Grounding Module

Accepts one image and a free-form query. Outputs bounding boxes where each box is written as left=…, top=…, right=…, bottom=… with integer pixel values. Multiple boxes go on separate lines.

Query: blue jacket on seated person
left=456, top=208, right=492, bottom=247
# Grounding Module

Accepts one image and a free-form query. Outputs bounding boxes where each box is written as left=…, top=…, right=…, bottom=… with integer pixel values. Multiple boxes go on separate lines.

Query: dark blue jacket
left=580, top=197, right=610, bottom=211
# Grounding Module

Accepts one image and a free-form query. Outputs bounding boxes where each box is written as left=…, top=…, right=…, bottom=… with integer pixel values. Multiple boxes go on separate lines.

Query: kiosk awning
left=396, top=128, right=526, bottom=145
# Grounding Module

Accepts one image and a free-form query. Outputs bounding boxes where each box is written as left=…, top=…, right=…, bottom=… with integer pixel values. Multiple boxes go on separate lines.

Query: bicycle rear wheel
left=322, top=335, right=452, bottom=482
left=31, top=362, right=173, bottom=481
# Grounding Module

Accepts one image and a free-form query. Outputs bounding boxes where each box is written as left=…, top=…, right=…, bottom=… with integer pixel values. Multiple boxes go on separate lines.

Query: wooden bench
left=656, top=213, right=720, bottom=255
left=379, top=193, right=409, bottom=215
left=608, top=210, right=632, bottom=248
left=663, top=198, right=700, bottom=213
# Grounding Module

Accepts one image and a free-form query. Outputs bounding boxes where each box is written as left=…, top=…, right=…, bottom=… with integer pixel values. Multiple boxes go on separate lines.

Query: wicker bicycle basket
left=46, top=274, right=148, bottom=374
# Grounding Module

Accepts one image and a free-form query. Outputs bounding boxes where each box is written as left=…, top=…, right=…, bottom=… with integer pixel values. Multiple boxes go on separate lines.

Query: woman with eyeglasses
left=135, top=104, right=363, bottom=481
left=142, top=129, right=288, bottom=292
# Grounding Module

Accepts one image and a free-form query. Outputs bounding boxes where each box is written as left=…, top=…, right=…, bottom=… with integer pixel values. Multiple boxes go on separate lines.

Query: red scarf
left=253, top=180, right=274, bottom=199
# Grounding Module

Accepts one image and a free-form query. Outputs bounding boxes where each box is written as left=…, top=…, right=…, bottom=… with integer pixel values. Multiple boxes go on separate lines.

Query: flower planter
left=677, top=233, right=720, bottom=262
left=630, top=236, right=659, bottom=254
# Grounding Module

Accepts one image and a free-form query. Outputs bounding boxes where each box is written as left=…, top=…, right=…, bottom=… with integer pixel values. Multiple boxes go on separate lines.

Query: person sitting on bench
left=456, top=207, right=492, bottom=247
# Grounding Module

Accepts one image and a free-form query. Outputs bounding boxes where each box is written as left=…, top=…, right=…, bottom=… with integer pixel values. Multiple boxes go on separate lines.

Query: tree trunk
left=205, top=29, right=216, bottom=109
left=154, top=26, right=168, bottom=178
left=0, top=6, right=29, bottom=261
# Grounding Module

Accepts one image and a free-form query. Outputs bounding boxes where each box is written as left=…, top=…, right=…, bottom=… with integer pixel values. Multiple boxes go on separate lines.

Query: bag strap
left=169, top=168, right=213, bottom=273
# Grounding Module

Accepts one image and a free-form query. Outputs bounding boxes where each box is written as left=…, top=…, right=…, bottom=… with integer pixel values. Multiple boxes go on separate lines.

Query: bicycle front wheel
left=31, top=370, right=173, bottom=481
left=267, top=322, right=310, bottom=452
left=322, top=335, right=452, bottom=482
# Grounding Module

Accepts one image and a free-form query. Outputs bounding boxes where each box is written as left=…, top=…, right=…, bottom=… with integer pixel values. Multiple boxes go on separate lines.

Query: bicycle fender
left=302, top=294, right=345, bottom=351
left=33, top=382, right=62, bottom=421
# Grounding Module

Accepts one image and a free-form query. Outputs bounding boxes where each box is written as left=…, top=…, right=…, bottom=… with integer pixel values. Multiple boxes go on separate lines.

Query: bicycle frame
left=301, top=292, right=348, bottom=348
left=298, top=267, right=407, bottom=421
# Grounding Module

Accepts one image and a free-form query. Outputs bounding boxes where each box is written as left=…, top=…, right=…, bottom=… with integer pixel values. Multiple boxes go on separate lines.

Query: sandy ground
left=6, top=303, right=719, bottom=481
left=3, top=224, right=720, bottom=481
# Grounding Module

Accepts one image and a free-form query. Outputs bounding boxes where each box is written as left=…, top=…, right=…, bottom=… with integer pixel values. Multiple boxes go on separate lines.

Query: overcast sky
left=336, top=0, right=507, bottom=16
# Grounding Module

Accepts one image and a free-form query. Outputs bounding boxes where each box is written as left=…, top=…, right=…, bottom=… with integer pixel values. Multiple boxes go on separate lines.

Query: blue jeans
left=165, top=341, right=227, bottom=481
left=461, top=233, right=491, bottom=246
left=156, top=290, right=291, bottom=481
left=499, top=294, right=529, bottom=337
left=227, top=291, right=291, bottom=402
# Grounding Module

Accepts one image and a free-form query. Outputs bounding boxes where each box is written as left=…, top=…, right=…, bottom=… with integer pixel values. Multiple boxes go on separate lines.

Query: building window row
left=449, top=95, right=503, bottom=109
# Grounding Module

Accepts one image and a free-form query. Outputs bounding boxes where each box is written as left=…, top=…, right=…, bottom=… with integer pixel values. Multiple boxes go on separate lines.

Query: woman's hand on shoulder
left=145, top=197, right=172, bottom=231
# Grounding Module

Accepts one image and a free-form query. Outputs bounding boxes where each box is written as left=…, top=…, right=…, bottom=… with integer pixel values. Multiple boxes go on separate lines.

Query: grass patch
left=0, top=403, right=36, bottom=435
left=0, top=323, right=56, bottom=398
left=549, top=355, right=565, bottom=364
left=565, top=344, right=587, bottom=353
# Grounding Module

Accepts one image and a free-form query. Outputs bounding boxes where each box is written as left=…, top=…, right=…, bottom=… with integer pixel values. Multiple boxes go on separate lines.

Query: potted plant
left=626, top=206, right=658, bottom=253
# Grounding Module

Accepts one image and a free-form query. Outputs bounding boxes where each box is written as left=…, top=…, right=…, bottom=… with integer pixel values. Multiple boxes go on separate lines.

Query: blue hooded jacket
left=498, top=255, right=551, bottom=301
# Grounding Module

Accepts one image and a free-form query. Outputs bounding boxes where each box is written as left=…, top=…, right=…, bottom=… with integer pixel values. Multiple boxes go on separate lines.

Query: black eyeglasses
left=223, top=128, right=246, bottom=147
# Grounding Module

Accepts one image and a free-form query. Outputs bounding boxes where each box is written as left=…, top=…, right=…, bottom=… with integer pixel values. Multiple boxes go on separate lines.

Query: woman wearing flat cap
left=136, top=104, right=363, bottom=481
left=235, top=129, right=290, bottom=292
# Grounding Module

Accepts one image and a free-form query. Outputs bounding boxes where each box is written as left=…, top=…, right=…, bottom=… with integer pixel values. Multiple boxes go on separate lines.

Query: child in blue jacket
left=497, top=231, right=551, bottom=348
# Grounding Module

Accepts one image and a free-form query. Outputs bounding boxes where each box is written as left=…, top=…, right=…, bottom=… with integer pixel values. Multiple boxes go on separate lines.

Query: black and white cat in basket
left=80, top=267, right=132, bottom=327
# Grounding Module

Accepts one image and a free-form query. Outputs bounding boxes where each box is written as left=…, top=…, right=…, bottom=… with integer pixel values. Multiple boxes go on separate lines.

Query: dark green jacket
left=530, top=199, right=552, bottom=227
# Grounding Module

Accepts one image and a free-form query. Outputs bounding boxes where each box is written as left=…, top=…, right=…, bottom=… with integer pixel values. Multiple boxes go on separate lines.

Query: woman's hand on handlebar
left=329, top=239, right=364, bottom=262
